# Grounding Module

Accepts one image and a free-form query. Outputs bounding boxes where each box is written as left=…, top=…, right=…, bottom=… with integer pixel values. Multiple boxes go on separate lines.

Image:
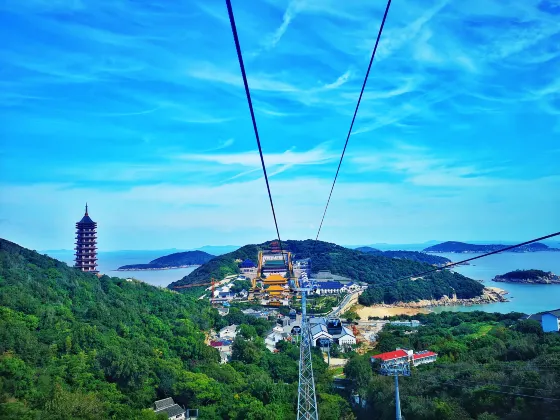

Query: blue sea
left=431, top=251, right=560, bottom=315
left=45, top=249, right=560, bottom=312
left=45, top=250, right=196, bottom=288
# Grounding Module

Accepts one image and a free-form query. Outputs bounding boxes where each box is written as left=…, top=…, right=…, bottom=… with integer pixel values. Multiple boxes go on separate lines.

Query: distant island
left=355, top=246, right=452, bottom=266
left=493, top=269, right=560, bottom=284
left=424, top=241, right=559, bottom=253
left=116, top=250, right=215, bottom=271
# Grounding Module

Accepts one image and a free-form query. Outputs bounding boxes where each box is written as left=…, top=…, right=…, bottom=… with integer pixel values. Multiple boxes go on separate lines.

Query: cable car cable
left=395, top=231, right=560, bottom=282
left=315, top=0, right=393, bottom=241
left=225, top=0, right=286, bottom=259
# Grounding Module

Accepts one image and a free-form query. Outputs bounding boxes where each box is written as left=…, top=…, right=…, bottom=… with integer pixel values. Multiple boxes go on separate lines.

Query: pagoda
left=75, top=204, right=98, bottom=273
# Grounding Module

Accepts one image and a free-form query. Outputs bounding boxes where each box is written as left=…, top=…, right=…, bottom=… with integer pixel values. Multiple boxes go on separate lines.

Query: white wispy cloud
left=265, top=0, right=305, bottom=49
left=323, top=70, right=352, bottom=90
left=178, top=143, right=337, bottom=169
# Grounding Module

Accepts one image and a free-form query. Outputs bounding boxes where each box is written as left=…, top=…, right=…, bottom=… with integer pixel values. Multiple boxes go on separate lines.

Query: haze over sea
left=432, top=251, right=560, bottom=315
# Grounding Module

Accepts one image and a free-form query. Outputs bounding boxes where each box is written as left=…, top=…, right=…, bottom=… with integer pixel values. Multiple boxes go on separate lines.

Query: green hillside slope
left=0, top=238, right=353, bottom=419
left=170, top=240, right=484, bottom=303
left=118, top=250, right=215, bottom=270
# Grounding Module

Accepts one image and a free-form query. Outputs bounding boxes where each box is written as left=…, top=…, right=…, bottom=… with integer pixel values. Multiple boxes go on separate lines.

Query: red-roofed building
left=371, top=348, right=437, bottom=366
left=371, top=349, right=410, bottom=364
left=412, top=350, right=437, bottom=366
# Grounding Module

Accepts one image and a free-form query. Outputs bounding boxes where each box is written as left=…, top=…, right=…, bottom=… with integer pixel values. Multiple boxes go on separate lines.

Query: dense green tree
left=0, top=238, right=353, bottom=419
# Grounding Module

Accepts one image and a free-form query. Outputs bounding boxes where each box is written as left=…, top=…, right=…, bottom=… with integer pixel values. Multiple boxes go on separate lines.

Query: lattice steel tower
left=296, top=288, right=319, bottom=420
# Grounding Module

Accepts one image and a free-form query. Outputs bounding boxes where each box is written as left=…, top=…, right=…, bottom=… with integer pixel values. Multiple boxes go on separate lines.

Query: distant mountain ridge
left=355, top=247, right=452, bottom=265
left=170, top=239, right=485, bottom=305
left=424, top=241, right=559, bottom=253
left=117, top=250, right=215, bottom=270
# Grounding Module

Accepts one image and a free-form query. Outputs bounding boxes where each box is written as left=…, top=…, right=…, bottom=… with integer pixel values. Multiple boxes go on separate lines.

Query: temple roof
left=266, top=274, right=286, bottom=281
left=77, top=204, right=96, bottom=224
left=239, top=259, right=256, bottom=268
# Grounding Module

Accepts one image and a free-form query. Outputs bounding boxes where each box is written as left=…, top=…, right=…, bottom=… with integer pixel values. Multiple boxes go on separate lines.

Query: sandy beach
left=355, top=304, right=429, bottom=318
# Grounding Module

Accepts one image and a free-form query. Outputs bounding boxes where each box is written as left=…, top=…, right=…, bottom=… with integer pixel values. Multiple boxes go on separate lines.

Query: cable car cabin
left=317, top=337, right=331, bottom=348
left=289, top=309, right=297, bottom=320
left=327, top=318, right=342, bottom=335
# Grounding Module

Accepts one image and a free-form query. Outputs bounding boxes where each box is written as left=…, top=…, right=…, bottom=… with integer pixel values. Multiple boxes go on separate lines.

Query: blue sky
left=1, top=0, right=559, bottom=251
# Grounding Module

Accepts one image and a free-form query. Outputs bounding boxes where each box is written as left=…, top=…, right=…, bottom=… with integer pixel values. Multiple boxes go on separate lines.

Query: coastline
left=356, top=287, right=509, bottom=318
left=114, top=265, right=200, bottom=272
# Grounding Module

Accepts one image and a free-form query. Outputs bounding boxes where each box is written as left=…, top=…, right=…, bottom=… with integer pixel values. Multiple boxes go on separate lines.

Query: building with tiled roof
left=267, top=285, right=286, bottom=296
left=239, top=259, right=256, bottom=268
left=264, top=273, right=287, bottom=286
left=315, top=281, right=348, bottom=295
left=371, top=349, right=410, bottom=363
left=153, top=397, right=186, bottom=420
left=371, top=348, right=437, bottom=366
left=412, top=350, right=438, bottom=366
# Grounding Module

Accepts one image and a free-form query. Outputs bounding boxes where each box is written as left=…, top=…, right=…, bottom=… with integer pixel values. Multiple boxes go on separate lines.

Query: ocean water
left=430, top=251, right=560, bottom=315
left=45, top=250, right=196, bottom=288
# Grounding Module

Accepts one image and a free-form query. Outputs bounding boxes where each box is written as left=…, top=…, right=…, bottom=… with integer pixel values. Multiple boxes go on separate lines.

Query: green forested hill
left=344, top=311, right=560, bottom=420
left=0, top=238, right=353, bottom=419
left=118, top=250, right=215, bottom=270
left=171, top=239, right=484, bottom=303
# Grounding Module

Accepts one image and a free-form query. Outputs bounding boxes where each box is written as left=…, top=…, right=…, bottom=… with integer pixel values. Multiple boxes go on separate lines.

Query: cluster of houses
left=209, top=324, right=239, bottom=363
left=371, top=348, right=437, bottom=367
left=265, top=315, right=357, bottom=352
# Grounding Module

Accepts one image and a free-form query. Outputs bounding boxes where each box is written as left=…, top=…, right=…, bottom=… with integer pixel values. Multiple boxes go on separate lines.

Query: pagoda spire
left=85, top=203, right=88, bottom=216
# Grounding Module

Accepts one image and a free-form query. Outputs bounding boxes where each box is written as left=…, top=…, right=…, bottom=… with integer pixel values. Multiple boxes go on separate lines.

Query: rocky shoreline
left=370, top=287, right=509, bottom=310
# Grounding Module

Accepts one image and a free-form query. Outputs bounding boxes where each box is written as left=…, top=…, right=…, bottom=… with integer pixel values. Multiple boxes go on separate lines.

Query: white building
left=315, top=281, right=348, bottom=295
left=218, top=324, right=238, bottom=339
left=334, top=326, right=357, bottom=347
left=412, top=351, right=438, bottom=366
left=311, top=324, right=332, bottom=347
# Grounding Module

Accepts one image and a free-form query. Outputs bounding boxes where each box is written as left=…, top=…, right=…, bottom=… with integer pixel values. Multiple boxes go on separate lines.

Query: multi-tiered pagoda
left=75, top=204, right=98, bottom=273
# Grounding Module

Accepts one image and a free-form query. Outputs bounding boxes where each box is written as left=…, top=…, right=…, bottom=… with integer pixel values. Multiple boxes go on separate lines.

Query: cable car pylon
left=295, top=285, right=319, bottom=419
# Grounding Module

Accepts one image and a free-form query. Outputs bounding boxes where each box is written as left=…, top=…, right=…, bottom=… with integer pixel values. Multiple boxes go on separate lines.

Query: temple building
left=263, top=273, right=287, bottom=286
left=75, top=204, right=98, bottom=273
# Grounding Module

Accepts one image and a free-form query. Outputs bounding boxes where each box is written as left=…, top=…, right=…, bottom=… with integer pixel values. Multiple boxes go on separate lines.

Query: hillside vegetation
left=170, top=240, right=484, bottom=304
left=118, top=250, right=215, bottom=270
left=345, top=311, right=560, bottom=420
left=493, top=269, right=560, bottom=284
left=424, top=241, right=558, bottom=253
left=355, top=247, right=451, bottom=265
left=0, top=238, right=353, bottom=419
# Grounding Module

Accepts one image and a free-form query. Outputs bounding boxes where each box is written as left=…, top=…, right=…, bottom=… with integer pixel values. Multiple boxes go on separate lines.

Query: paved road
left=329, top=290, right=362, bottom=317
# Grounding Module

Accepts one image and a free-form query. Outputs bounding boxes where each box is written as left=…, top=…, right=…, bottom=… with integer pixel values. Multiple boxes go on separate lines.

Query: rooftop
left=528, top=308, right=560, bottom=321
left=371, top=349, right=408, bottom=362
left=77, top=204, right=96, bottom=225
left=412, top=351, right=437, bottom=360
left=317, top=281, right=345, bottom=289
left=265, top=274, right=286, bottom=281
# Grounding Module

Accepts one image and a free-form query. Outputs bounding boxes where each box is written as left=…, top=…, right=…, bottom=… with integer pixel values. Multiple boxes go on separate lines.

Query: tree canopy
left=0, top=238, right=354, bottom=419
